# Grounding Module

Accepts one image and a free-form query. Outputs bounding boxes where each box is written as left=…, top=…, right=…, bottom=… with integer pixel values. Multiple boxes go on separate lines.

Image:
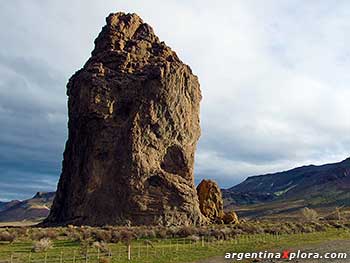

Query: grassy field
left=0, top=227, right=349, bottom=263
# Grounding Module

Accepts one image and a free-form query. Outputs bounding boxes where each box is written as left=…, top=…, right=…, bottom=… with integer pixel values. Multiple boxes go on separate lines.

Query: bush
left=93, top=230, right=112, bottom=243
left=44, top=230, right=58, bottom=239
left=237, top=223, right=261, bottom=234
left=156, top=228, right=167, bottom=239
left=210, top=229, right=225, bottom=240
left=302, top=207, right=319, bottom=222
left=135, top=228, right=156, bottom=239
left=92, top=241, right=109, bottom=253
left=110, top=230, right=121, bottom=243
left=67, top=230, right=82, bottom=241
left=313, top=222, right=327, bottom=232
left=32, top=238, right=53, bottom=252
left=15, top=227, right=28, bottom=237
left=79, top=228, right=93, bottom=241
left=0, top=231, right=16, bottom=243
left=187, top=235, right=200, bottom=242
left=120, top=230, right=135, bottom=245
left=177, top=226, right=195, bottom=238
left=31, top=229, right=57, bottom=240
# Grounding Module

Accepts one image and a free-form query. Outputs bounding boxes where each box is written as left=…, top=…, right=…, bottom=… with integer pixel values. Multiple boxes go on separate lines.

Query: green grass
left=0, top=228, right=349, bottom=263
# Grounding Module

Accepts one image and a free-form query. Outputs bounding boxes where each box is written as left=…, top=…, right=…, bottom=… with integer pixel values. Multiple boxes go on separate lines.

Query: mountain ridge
left=223, top=157, right=350, bottom=219
left=0, top=192, right=55, bottom=223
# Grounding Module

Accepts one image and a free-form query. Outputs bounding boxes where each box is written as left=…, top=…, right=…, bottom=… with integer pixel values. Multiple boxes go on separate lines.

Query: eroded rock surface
left=197, top=180, right=225, bottom=222
left=197, top=179, right=239, bottom=224
left=45, top=12, right=204, bottom=226
left=223, top=210, right=239, bottom=224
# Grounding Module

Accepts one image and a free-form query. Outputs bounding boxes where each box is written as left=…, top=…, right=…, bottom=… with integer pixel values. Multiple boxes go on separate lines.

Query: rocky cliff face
left=45, top=12, right=204, bottom=226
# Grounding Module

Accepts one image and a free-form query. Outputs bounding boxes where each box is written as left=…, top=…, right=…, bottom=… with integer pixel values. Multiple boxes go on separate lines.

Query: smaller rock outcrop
left=197, top=179, right=224, bottom=222
left=223, top=210, right=239, bottom=224
left=197, top=179, right=239, bottom=224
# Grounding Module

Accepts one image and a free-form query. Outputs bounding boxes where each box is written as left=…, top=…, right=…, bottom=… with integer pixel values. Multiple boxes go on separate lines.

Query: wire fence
left=0, top=232, right=302, bottom=263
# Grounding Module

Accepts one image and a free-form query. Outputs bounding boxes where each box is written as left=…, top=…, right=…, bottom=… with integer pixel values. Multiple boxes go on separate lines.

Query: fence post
left=127, top=244, right=131, bottom=261
left=201, top=236, right=204, bottom=247
left=73, top=250, right=76, bottom=263
left=28, top=252, right=31, bottom=263
left=10, top=253, right=13, bottom=263
left=44, top=252, right=47, bottom=263
left=60, top=251, right=63, bottom=263
left=97, top=248, right=100, bottom=260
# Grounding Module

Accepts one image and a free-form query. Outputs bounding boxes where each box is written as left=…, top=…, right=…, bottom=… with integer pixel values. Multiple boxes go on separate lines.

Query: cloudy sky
left=1, top=1, right=350, bottom=201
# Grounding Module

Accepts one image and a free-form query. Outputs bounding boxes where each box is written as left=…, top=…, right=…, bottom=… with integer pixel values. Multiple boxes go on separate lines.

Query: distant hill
left=0, top=200, right=21, bottom=213
left=223, top=158, right=350, bottom=219
left=0, top=192, right=55, bottom=224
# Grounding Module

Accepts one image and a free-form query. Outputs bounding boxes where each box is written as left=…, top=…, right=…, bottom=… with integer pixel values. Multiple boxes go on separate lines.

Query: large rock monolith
left=45, top=12, right=204, bottom=226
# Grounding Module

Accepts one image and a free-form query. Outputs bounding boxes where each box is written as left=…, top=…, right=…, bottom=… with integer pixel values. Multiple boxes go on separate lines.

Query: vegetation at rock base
left=0, top=220, right=350, bottom=262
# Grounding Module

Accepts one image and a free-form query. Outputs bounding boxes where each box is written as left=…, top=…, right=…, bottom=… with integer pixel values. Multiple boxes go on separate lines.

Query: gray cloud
left=0, top=1, right=350, bottom=199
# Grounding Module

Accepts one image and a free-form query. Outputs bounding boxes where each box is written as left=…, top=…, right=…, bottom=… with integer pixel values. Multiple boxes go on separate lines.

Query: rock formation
left=223, top=210, right=239, bottom=224
left=197, top=179, right=239, bottom=224
left=197, top=180, right=225, bottom=222
left=45, top=12, right=205, bottom=226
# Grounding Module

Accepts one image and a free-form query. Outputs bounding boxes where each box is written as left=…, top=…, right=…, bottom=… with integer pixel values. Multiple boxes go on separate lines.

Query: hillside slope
left=223, top=158, right=350, bottom=219
left=0, top=192, right=55, bottom=223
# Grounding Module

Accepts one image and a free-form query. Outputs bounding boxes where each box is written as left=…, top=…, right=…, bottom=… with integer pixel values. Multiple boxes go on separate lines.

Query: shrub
left=177, top=226, right=195, bottom=238
left=0, top=231, right=16, bottom=243
left=15, top=227, right=28, bottom=237
left=156, top=228, right=167, bottom=239
left=120, top=230, right=135, bottom=246
left=187, top=235, right=200, bottom=242
left=93, top=230, right=112, bottom=242
left=313, top=223, right=327, bottom=232
left=92, top=241, right=109, bottom=253
left=67, top=230, right=82, bottom=241
left=80, top=228, right=93, bottom=241
left=301, top=225, right=314, bottom=233
left=31, top=231, right=44, bottom=241
left=31, top=229, right=57, bottom=241
left=44, top=230, right=58, bottom=239
left=165, top=227, right=177, bottom=238
left=328, top=221, right=344, bottom=229
left=237, top=223, right=261, bottom=234
left=135, top=228, right=156, bottom=239
left=196, top=227, right=210, bottom=237
left=32, top=238, right=53, bottom=252
left=302, top=207, right=319, bottom=222
left=110, top=230, right=121, bottom=243
left=210, top=229, right=225, bottom=240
